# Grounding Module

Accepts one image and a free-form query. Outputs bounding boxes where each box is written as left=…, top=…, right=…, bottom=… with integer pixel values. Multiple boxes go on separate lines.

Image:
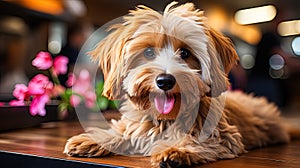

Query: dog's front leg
left=151, top=145, right=193, bottom=168
left=150, top=135, right=242, bottom=168
left=64, top=127, right=123, bottom=157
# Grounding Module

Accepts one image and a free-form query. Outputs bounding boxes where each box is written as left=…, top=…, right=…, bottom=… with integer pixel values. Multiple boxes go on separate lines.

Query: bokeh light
left=269, top=54, right=285, bottom=70
left=240, top=54, right=255, bottom=69
left=292, top=37, right=300, bottom=55
left=235, top=5, right=276, bottom=25
left=269, top=68, right=284, bottom=79
left=277, top=20, right=300, bottom=36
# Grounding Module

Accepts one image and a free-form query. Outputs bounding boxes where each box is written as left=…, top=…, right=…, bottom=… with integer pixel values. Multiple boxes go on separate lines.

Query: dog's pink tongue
left=154, top=94, right=175, bottom=114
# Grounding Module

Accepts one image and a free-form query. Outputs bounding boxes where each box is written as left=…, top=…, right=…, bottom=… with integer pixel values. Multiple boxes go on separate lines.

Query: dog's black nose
left=156, top=74, right=176, bottom=91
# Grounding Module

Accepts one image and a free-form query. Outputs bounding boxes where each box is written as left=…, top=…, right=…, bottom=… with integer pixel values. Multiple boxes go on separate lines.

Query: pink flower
left=9, top=100, right=25, bottom=106
left=28, top=74, right=53, bottom=95
left=53, top=56, right=69, bottom=75
left=44, top=81, right=54, bottom=94
left=84, top=91, right=96, bottom=108
left=30, top=93, right=49, bottom=116
left=13, top=84, right=28, bottom=101
left=32, top=51, right=53, bottom=70
left=72, top=69, right=91, bottom=94
left=66, top=73, right=76, bottom=87
left=69, top=69, right=97, bottom=108
left=78, top=69, right=90, bottom=81
left=51, top=84, right=65, bottom=97
left=0, top=102, right=4, bottom=106
left=70, top=95, right=81, bottom=107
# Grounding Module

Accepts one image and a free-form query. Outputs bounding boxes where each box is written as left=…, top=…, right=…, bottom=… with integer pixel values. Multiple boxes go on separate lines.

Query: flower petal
left=28, top=74, right=51, bottom=95
left=9, top=100, right=25, bottom=106
left=70, top=95, right=81, bottom=107
left=32, top=51, right=53, bottom=70
left=13, top=84, right=28, bottom=101
left=53, top=55, right=69, bottom=75
left=29, top=94, right=49, bottom=116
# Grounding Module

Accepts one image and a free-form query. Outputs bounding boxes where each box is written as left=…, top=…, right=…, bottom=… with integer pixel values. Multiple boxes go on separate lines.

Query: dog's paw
left=159, top=159, right=182, bottom=168
left=64, top=134, right=110, bottom=157
left=151, top=148, right=189, bottom=168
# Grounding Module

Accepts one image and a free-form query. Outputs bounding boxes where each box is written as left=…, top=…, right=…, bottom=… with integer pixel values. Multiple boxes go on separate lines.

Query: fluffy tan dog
left=64, top=2, right=292, bottom=167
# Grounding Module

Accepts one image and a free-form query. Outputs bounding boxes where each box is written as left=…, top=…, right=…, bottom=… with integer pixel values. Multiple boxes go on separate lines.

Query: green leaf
left=58, top=102, right=68, bottom=112
left=97, top=96, right=109, bottom=110
left=65, top=89, right=73, bottom=97
left=109, top=100, right=119, bottom=109
left=95, top=81, right=104, bottom=95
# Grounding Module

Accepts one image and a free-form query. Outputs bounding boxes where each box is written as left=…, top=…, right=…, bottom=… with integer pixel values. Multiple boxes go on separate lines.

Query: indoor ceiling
left=83, top=0, right=300, bottom=27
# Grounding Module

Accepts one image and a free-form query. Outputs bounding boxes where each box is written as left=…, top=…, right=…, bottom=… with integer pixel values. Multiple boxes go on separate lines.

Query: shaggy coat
left=64, top=2, right=291, bottom=167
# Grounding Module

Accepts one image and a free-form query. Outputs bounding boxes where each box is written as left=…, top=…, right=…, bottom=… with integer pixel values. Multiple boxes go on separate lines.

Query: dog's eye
left=179, top=48, right=191, bottom=59
left=144, top=47, right=156, bottom=59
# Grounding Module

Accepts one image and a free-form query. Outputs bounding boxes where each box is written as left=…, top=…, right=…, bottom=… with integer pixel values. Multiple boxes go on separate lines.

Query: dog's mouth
left=154, top=93, right=175, bottom=115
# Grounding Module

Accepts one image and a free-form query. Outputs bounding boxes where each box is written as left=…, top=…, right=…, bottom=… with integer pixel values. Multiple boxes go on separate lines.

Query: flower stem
left=49, top=67, right=60, bottom=85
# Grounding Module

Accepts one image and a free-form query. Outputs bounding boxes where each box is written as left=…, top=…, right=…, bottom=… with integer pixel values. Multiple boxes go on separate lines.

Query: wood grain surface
left=0, top=111, right=299, bottom=168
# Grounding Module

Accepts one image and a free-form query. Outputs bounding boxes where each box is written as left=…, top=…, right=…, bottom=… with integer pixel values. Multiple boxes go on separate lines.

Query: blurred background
left=0, top=0, right=299, bottom=112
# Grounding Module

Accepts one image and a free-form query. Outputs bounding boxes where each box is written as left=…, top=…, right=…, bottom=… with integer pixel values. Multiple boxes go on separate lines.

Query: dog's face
left=90, top=2, right=238, bottom=120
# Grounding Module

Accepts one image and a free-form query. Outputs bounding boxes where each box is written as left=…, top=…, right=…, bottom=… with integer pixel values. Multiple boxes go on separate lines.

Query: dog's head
left=90, top=2, right=238, bottom=120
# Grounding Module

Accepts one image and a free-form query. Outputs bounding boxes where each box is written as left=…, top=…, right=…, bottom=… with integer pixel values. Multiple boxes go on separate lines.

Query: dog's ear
left=207, top=28, right=239, bottom=74
left=88, top=6, right=159, bottom=100
left=206, top=27, right=239, bottom=96
left=89, top=25, right=127, bottom=100
left=165, top=2, right=238, bottom=73
left=164, top=2, right=238, bottom=96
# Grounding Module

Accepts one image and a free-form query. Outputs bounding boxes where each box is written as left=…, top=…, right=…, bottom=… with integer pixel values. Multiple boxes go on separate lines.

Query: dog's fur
left=64, top=2, right=292, bottom=167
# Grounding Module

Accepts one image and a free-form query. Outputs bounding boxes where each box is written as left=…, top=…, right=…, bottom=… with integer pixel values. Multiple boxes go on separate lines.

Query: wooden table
left=0, top=112, right=299, bottom=168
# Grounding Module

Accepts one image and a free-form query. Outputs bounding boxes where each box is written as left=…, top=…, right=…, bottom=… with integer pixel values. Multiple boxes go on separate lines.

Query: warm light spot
left=235, top=5, right=277, bottom=25
left=278, top=20, right=300, bottom=36
left=0, top=16, right=27, bottom=35
left=206, top=6, right=228, bottom=31
left=229, top=21, right=261, bottom=45
left=292, top=37, right=300, bottom=55
left=6, top=0, right=64, bottom=15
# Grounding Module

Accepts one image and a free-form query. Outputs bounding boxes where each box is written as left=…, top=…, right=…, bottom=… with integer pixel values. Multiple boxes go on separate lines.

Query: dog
left=64, top=2, right=294, bottom=167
